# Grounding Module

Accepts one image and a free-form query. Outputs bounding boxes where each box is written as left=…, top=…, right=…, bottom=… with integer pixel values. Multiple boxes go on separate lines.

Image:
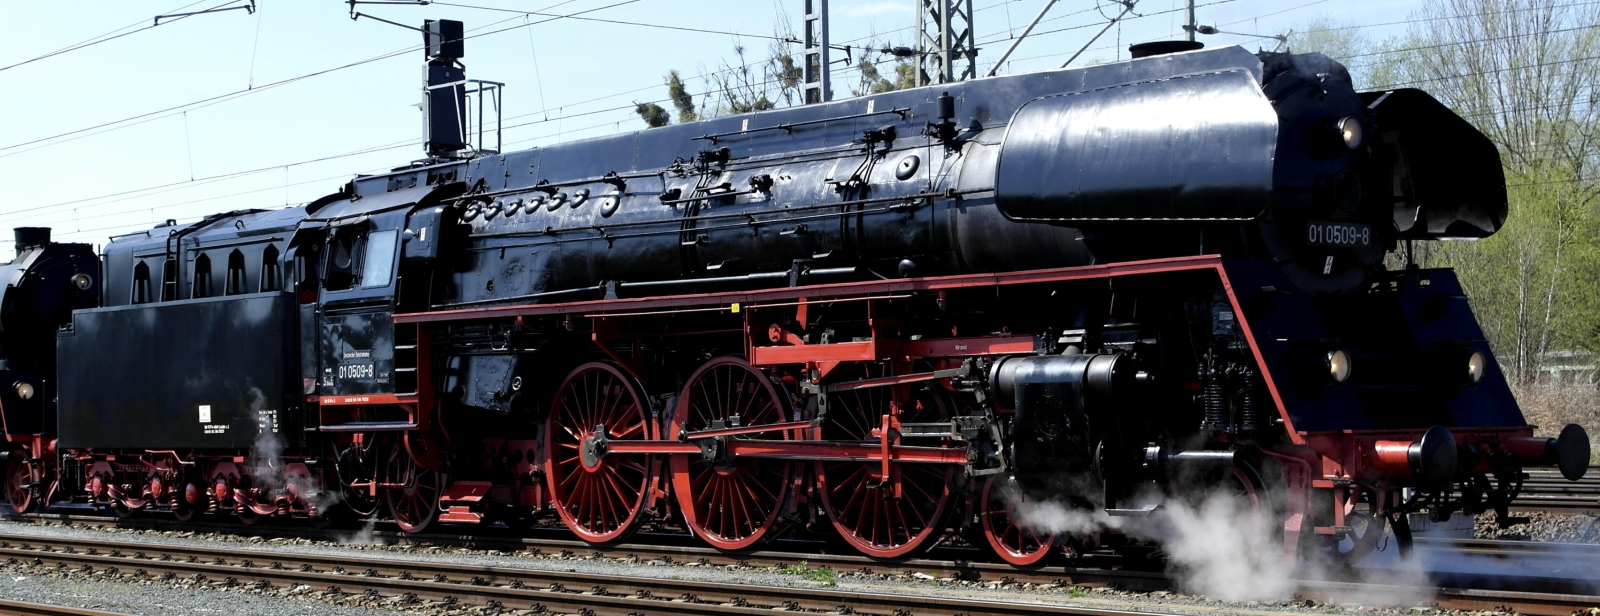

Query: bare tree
left=1371, top=0, right=1600, bottom=386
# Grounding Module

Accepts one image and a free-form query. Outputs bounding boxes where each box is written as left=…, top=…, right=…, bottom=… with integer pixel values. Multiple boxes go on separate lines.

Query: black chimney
left=13, top=227, right=50, bottom=251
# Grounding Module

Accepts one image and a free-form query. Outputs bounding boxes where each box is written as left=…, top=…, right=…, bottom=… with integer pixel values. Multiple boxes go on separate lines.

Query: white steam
left=246, top=386, right=341, bottom=517
left=333, top=519, right=379, bottom=545
left=1144, top=493, right=1297, bottom=600
left=1001, top=481, right=1435, bottom=607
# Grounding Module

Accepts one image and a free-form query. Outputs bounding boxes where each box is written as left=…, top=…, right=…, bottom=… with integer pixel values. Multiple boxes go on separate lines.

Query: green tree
left=854, top=55, right=917, bottom=95
left=1387, top=0, right=1600, bottom=385
left=633, top=102, right=670, bottom=128
left=667, top=69, right=698, bottom=124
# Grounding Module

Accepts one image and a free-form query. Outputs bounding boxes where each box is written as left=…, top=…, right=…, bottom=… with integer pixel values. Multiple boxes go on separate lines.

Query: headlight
left=1466, top=351, right=1486, bottom=384
left=1326, top=349, right=1352, bottom=383
left=71, top=273, right=93, bottom=290
left=1337, top=117, right=1364, bottom=150
left=14, top=381, right=34, bottom=400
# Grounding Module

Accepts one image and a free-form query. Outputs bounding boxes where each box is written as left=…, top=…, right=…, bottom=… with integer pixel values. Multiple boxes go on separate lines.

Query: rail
left=0, top=599, right=128, bottom=616
left=0, top=531, right=1182, bottom=616
left=6, top=514, right=1600, bottom=616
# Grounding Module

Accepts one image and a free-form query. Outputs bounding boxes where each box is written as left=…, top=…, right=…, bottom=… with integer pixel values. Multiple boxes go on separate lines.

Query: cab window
left=361, top=229, right=397, bottom=288
left=323, top=230, right=365, bottom=291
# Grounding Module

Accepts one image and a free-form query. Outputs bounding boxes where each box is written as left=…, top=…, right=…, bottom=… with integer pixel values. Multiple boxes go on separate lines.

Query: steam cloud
left=1003, top=479, right=1434, bottom=606
left=246, top=386, right=342, bottom=517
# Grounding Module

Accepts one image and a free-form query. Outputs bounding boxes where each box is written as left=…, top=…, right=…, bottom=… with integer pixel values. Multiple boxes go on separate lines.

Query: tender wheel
left=669, top=357, right=793, bottom=551
left=544, top=362, right=658, bottom=544
left=172, top=479, right=202, bottom=523
left=383, top=440, right=443, bottom=534
left=980, top=476, right=1056, bottom=567
left=4, top=455, right=35, bottom=514
left=817, top=363, right=956, bottom=558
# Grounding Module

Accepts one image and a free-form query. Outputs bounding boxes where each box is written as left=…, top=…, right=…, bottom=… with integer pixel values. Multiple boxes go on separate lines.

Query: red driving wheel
left=816, top=363, right=955, bottom=558
left=544, top=362, right=658, bottom=544
left=669, top=357, right=793, bottom=551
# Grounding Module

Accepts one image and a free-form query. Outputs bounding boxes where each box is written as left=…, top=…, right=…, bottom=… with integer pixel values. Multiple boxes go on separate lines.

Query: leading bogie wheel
left=816, top=363, right=956, bottom=558
left=979, top=475, right=1057, bottom=567
left=544, top=361, right=659, bottom=544
left=669, top=357, right=794, bottom=551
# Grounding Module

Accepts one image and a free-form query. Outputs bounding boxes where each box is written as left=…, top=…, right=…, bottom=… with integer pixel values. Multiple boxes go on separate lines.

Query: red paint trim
left=900, top=336, right=1035, bottom=358
left=393, top=256, right=1227, bottom=324
left=751, top=341, right=877, bottom=365
left=318, top=394, right=410, bottom=407
left=1213, top=262, right=1303, bottom=444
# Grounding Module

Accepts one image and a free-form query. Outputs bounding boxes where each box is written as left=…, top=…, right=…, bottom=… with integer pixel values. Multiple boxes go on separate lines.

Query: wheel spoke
left=670, top=358, right=792, bottom=550
left=545, top=363, right=655, bottom=544
left=817, top=363, right=956, bottom=558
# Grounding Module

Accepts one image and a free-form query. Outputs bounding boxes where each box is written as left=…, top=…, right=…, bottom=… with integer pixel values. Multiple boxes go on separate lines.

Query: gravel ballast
left=0, top=517, right=1547, bottom=616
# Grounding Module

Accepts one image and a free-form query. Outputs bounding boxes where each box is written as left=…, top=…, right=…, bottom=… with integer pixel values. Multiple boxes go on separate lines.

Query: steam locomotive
left=0, top=32, right=1587, bottom=566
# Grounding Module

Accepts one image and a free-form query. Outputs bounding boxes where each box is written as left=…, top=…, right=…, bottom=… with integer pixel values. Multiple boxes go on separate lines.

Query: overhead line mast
left=917, top=0, right=977, bottom=85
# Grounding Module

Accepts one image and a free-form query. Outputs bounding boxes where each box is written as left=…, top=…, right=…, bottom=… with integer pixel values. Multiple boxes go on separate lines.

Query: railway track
left=0, top=599, right=125, bottom=616
left=5, top=512, right=1600, bottom=615
left=1514, top=466, right=1600, bottom=513
left=0, top=530, right=1176, bottom=616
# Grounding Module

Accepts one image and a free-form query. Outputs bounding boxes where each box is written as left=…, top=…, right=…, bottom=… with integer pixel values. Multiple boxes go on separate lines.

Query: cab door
left=316, top=217, right=403, bottom=398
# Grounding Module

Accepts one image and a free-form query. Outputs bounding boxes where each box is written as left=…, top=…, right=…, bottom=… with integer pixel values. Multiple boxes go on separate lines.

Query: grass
left=1069, top=586, right=1088, bottom=598
left=779, top=561, right=837, bottom=586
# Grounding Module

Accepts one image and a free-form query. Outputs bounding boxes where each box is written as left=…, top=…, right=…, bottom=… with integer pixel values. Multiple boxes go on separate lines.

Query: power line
left=1367, top=54, right=1600, bottom=90
left=1216, top=0, right=1330, bottom=27
left=0, top=0, right=224, bottom=73
left=1294, top=0, right=1600, bottom=36
left=0, top=140, right=418, bottom=224
left=6, top=36, right=887, bottom=225
left=975, top=0, right=1242, bottom=53
left=1338, top=24, right=1600, bottom=62
left=431, top=1, right=797, bottom=42
left=28, top=1, right=1593, bottom=229
left=0, top=0, right=643, bottom=157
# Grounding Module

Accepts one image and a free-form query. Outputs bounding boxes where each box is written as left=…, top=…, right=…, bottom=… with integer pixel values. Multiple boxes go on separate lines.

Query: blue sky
left=0, top=0, right=1420, bottom=250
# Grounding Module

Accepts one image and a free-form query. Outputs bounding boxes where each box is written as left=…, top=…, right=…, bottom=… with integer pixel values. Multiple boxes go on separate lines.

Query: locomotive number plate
left=1306, top=221, right=1370, bottom=247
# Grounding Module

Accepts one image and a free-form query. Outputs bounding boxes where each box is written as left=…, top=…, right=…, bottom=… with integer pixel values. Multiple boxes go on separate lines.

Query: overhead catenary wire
left=0, top=0, right=643, bottom=157
left=1294, top=0, right=1600, bottom=36
left=0, top=0, right=227, bottom=73
left=3, top=0, right=1002, bottom=164
left=7, top=10, right=914, bottom=221
left=430, top=1, right=798, bottom=42
left=19, top=6, right=1588, bottom=220
left=18, top=1, right=1597, bottom=233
